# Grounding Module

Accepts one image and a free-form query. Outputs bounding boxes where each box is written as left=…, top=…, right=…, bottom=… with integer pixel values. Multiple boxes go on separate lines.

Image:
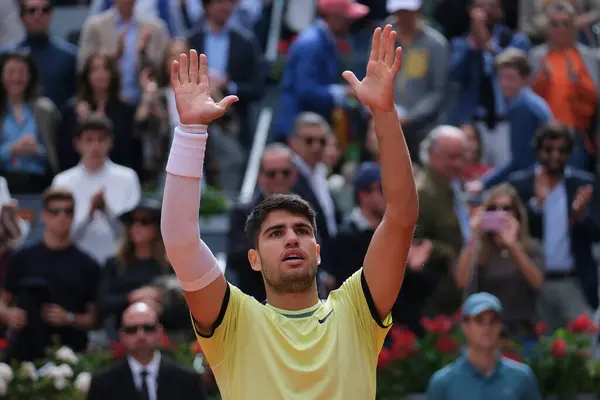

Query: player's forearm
left=371, top=109, right=418, bottom=224
left=161, top=124, right=222, bottom=292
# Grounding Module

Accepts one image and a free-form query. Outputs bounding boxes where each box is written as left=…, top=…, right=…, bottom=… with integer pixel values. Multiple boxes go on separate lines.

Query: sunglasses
left=25, top=5, right=52, bottom=14
left=122, top=323, right=157, bottom=335
left=486, top=205, right=512, bottom=212
left=264, top=168, right=292, bottom=179
left=46, top=207, right=74, bottom=217
left=541, top=145, right=569, bottom=155
left=302, top=137, right=327, bottom=148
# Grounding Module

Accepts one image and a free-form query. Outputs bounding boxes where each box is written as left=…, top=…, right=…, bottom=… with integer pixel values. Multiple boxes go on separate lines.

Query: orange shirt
left=532, top=47, right=597, bottom=134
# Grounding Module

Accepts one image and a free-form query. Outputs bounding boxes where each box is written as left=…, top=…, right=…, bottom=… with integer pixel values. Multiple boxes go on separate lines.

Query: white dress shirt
left=128, top=351, right=161, bottom=400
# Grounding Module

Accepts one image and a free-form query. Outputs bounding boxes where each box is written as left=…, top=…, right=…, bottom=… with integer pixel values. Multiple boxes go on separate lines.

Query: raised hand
left=572, top=184, right=594, bottom=218
left=342, top=25, right=402, bottom=112
left=171, top=49, right=238, bottom=126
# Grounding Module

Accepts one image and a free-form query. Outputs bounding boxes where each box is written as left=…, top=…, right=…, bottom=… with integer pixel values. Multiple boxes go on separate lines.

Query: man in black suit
left=226, top=143, right=298, bottom=301
left=187, top=0, right=265, bottom=149
left=87, top=302, right=206, bottom=400
left=508, top=122, right=600, bottom=330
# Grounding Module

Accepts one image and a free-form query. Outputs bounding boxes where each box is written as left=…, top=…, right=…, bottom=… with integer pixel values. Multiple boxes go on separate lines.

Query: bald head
left=258, top=143, right=296, bottom=195
left=420, top=125, right=466, bottom=180
left=122, top=301, right=158, bottom=326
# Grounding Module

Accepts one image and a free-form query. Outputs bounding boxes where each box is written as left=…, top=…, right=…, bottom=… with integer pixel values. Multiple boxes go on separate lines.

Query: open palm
left=343, top=25, right=402, bottom=112
left=171, top=49, right=238, bottom=126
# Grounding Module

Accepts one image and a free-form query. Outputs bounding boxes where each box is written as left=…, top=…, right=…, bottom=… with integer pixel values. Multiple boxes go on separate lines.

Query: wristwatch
left=66, top=312, right=75, bottom=325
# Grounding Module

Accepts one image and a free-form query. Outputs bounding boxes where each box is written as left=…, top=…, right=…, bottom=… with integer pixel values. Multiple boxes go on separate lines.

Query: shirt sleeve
left=334, top=268, right=392, bottom=354
left=191, top=283, right=247, bottom=368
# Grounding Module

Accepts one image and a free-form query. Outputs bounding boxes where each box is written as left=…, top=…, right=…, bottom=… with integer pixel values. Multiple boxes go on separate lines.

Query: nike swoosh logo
left=318, top=310, right=334, bottom=324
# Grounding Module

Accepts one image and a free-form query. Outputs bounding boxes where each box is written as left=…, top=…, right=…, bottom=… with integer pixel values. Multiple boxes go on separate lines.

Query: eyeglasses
left=122, top=323, right=157, bottom=335
left=541, top=145, right=569, bottom=155
left=486, top=205, right=512, bottom=212
left=46, top=207, right=74, bottom=217
left=263, top=168, right=292, bottom=179
left=25, top=5, right=52, bottom=15
left=302, top=136, right=327, bottom=148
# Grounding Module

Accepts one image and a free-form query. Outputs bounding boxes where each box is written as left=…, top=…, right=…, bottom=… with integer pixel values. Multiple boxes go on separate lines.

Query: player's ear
left=316, top=244, right=321, bottom=266
left=248, top=249, right=262, bottom=272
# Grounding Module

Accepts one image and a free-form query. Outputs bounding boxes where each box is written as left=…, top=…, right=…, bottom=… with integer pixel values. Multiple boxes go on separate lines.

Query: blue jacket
left=482, top=88, right=553, bottom=188
left=447, top=25, right=530, bottom=126
left=275, top=22, right=341, bottom=139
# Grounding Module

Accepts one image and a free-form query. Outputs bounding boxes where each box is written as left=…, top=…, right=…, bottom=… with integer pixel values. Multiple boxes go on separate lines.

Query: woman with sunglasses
left=455, top=183, right=544, bottom=340
left=98, top=198, right=176, bottom=337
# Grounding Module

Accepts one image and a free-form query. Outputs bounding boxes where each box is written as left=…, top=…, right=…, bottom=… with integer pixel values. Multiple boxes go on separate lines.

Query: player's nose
left=283, top=229, right=300, bottom=246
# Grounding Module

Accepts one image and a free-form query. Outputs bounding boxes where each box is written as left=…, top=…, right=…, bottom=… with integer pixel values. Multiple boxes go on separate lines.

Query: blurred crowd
left=0, top=0, right=599, bottom=397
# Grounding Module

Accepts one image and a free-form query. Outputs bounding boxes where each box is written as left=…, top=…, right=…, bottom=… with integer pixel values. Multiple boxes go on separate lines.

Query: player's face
left=249, top=210, right=320, bottom=293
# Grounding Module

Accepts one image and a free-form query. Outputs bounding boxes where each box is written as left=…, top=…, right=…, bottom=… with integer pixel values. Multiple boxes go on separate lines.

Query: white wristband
left=165, top=124, right=208, bottom=179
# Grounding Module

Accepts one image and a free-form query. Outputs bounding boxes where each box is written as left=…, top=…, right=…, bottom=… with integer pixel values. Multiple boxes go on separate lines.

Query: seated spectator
left=87, top=302, right=207, bottom=400
left=426, top=293, right=541, bottom=399
left=5, top=0, right=77, bottom=109
left=0, top=188, right=101, bottom=361
left=52, top=114, right=141, bottom=264
left=0, top=51, right=59, bottom=193
left=59, top=53, right=139, bottom=172
left=460, top=122, right=490, bottom=182
left=455, top=183, right=544, bottom=337
left=98, top=198, right=175, bottom=336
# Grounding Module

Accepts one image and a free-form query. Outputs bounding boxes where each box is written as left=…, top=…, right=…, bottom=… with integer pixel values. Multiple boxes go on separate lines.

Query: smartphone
left=481, top=211, right=507, bottom=232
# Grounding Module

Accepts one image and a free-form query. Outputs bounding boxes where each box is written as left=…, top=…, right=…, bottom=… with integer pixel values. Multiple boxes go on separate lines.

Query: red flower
left=567, top=314, right=598, bottom=334
left=389, top=327, right=418, bottom=359
left=434, top=336, right=460, bottom=354
left=421, top=315, right=454, bottom=334
left=191, top=341, right=202, bottom=355
left=0, top=338, right=7, bottom=351
left=160, top=333, right=173, bottom=350
left=502, top=352, right=523, bottom=362
left=378, top=347, right=394, bottom=369
left=277, top=40, right=289, bottom=56
left=535, top=321, right=548, bottom=336
left=110, top=341, right=126, bottom=360
left=551, top=338, right=568, bottom=358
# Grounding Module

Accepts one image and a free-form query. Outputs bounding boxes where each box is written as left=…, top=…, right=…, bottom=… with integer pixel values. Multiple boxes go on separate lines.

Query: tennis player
left=161, top=24, right=418, bottom=399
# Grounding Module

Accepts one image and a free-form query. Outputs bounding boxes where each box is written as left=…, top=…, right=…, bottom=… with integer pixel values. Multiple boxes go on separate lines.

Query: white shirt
left=52, top=160, right=141, bottom=264
left=128, top=351, right=161, bottom=400
left=293, top=155, right=337, bottom=237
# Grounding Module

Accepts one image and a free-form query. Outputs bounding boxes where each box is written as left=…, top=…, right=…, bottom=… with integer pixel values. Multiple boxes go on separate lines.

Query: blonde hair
left=478, top=183, right=535, bottom=264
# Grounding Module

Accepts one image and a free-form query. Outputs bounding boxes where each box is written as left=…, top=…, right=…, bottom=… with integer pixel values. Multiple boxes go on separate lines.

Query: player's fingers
left=391, top=47, right=403, bottom=76
left=199, top=54, right=210, bottom=87
left=369, top=27, right=381, bottom=63
left=189, top=49, right=199, bottom=84
left=179, top=53, right=189, bottom=84
left=170, top=60, right=180, bottom=88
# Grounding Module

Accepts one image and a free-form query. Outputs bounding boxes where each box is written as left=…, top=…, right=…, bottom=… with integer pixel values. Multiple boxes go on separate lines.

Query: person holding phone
left=454, top=183, right=544, bottom=338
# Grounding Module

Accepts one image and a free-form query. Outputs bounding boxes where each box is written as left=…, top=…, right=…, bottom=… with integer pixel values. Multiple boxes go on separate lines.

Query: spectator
left=227, top=143, right=298, bottom=301
left=59, top=53, right=140, bottom=172
left=416, top=125, right=468, bottom=316
left=275, top=0, right=369, bottom=139
left=87, top=302, right=207, bottom=400
left=52, top=114, right=141, bottom=264
left=530, top=1, right=598, bottom=172
left=447, top=0, right=530, bottom=127
left=509, top=122, right=600, bottom=327
left=98, top=198, right=173, bottom=334
left=0, top=51, right=60, bottom=193
left=0, top=0, right=25, bottom=49
left=479, top=48, right=552, bottom=188
left=288, top=112, right=341, bottom=251
left=455, top=183, right=544, bottom=337
left=3, top=0, right=77, bottom=109
left=0, top=188, right=101, bottom=361
left=78, top=0, right=168, bottom=104
left=188, top=0, right=265, bottom=149
left=386, top=0, right=449, bottom=161
left=460, top=122, right=490, bottom=182
left=426, top=293, right=542, bottom=399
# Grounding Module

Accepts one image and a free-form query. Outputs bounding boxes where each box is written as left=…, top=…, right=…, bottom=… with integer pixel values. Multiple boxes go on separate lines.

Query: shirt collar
left=534, top=163, right=572, bottom=179
left=292, top=153, right=326, bottom=176
left=78, top=159, right=112, bottom=176
left=349, top=207, right=376, bottom=231
left=128, top=351, right=161, bottom=378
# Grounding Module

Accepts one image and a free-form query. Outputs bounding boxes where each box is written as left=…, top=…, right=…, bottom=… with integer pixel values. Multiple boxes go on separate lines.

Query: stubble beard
left=262, top=259, right=318, bottom=294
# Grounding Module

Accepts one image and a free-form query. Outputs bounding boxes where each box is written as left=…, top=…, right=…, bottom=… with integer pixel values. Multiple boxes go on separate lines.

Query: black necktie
left=140, top=370, right=150, bottom=400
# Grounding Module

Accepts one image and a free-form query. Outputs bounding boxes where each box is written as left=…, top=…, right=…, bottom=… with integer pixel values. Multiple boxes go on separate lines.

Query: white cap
left=386, top=0, right=422, bottom=13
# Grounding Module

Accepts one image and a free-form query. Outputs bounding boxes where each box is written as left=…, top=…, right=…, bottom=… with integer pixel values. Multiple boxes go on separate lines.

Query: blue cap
left=353, top=162, right=381, bottom=192
left=462, top=292, right=503, bottom=318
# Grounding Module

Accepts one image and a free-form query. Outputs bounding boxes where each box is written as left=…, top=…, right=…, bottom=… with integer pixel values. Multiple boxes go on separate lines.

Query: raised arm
left=161, top=50, right=238, bottom=334
left=343, top=25, right=418, bottom=320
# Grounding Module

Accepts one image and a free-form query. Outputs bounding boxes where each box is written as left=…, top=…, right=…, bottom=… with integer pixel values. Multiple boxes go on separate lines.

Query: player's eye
left=269, top=230, right=282, bottom=237
left=295, top=228, right=309, bottom=235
